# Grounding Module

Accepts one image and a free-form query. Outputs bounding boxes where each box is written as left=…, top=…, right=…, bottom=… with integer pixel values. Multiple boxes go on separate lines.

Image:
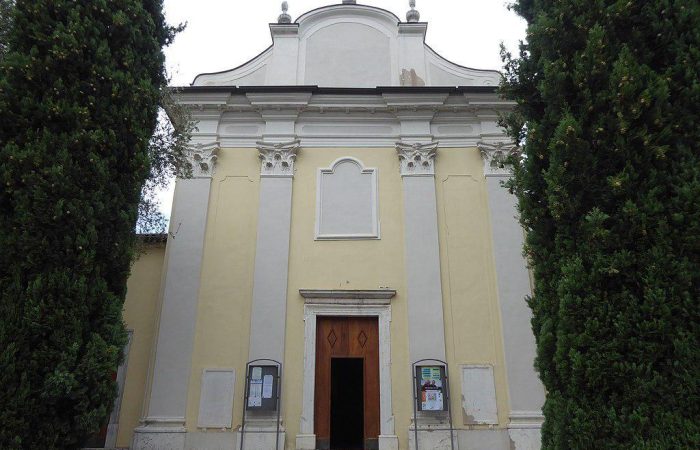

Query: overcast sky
left=157, top=0, right=527, bottom=219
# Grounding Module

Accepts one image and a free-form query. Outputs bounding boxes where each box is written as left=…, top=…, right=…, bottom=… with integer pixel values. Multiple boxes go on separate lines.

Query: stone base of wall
left=508, top=427, right=542, bottom=450
left=407, top=426, right=539, bottom=450
left=132, top=427, right=186, bottom=450
left=236, top=428, right=285, bottom=450
left=126, top=424, right=541, bottom=450
left=131, top=429, right=286, bottom=450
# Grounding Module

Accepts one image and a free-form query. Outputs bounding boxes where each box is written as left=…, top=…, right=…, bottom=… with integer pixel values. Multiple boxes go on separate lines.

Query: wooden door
left=315, top=316, right=380, bottom=449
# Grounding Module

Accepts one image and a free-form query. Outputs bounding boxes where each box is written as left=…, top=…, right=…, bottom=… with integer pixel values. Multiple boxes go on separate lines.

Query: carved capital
left=396, top=141, right=438, bottom=176
left=187, top=142, right=219, bottom=178
left=257, top=140, right=301, bottom=177
left=477, top=141, right=519, bottom=177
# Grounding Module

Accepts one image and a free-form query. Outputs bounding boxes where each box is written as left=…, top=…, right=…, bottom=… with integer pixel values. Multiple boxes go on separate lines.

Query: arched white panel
left=316, top=157, right=379, bottom=240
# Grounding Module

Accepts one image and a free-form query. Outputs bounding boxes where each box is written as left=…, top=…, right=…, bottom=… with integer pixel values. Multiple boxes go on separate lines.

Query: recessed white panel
left=461, top=365, right=498, bottom=424
left=304, top=23, right=391, bottom=87
left=316, top=158, right=379, bottom=240
left=197, top=369, right=235, bottom=428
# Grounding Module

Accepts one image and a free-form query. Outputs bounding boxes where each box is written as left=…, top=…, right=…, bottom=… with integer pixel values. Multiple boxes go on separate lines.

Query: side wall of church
left=117, top=244, right=166, bottom=448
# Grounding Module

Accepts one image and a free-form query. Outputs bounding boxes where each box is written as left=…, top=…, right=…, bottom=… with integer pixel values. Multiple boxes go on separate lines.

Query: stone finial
left=396, top=141, right=438, bottom=176
left=406, top=0, right=420, bottom=22
left=278, top=1, right=292, bottom=24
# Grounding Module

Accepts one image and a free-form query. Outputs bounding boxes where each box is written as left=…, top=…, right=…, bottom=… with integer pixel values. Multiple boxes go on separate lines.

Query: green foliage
left=136, top=87, right=195, bottom=234
left=0, top=0, right=12, bottom=61
left=501, top=1, right=700, bottom=448
left=0, top=1, right=178, bottom=448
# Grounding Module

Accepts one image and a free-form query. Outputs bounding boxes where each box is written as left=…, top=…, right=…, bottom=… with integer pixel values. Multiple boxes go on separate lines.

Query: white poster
left=248, top=379, right=262, bottom=407
left=262, top=374, right=274, bottom=399
left=422, top=390, right=444, bottom=411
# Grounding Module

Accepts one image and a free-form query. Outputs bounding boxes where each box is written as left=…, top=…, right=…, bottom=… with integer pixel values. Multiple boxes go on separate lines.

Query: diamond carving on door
left=358, top=330, right=368, bottom=348
left=327, top=329, right=338, bottom=348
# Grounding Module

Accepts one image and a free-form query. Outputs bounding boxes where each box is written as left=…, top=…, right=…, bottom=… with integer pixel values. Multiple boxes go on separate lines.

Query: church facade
left=108, top=2, right=545, bottom=449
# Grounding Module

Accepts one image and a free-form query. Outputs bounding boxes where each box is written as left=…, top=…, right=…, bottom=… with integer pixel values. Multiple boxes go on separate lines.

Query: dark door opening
left=330, top=357, right=364, bottom=449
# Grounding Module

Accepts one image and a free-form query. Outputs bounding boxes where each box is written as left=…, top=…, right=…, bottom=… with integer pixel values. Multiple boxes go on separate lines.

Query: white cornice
left=398, top=22, right=427, bottom=36
left=182, top=92, right=504, bottom=116
left=178, top=92, right=511, bottom=148
left=382, top=92, right=449, bottom=107
left=174, top=91, right=230, bottom=106
left=299, top=289, right=397, bottom=302
left=269, top=23, right=299, bottom=37
left=246, top=92, right=313, bottom=108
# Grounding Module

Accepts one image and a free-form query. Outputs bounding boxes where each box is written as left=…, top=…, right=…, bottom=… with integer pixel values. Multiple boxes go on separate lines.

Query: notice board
left=245, top=365, right=278, bottom=411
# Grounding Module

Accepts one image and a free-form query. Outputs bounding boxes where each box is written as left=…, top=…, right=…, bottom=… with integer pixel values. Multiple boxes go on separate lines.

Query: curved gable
left=425, top=45, right=499, bottom=87
left=191, top=3, right=499, bottom=88
left=192, top=46, right=272, bottom=86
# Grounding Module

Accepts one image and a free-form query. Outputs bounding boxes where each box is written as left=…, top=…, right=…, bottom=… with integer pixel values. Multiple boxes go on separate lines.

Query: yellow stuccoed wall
left=186, top=147, right=261, bottom=433
left=121, top=146, right=511, bottom=449
left=435, top=148, right=510, bottom=429
left=117, top=243, right=166, bottom=448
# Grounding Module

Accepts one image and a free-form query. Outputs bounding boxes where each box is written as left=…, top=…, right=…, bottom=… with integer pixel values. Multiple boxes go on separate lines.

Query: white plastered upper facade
left=191, top=3, right=500, bottom=88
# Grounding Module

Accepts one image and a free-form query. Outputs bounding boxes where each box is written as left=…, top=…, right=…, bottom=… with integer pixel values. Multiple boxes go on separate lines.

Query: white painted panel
left=461, top=365, right=498, bottom=424
left=304, top=23, right=391, bottom=87
left=197, top=369, right=235, bottom=428
left=316, top=158, right=379, bottom=239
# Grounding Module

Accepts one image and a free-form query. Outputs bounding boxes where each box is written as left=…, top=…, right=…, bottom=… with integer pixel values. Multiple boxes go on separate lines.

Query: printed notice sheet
left=248, top=380, right=262, bottom=407
left=262, top=374, right=273, bottom=399
left=248, top=367, right=263, bottom=407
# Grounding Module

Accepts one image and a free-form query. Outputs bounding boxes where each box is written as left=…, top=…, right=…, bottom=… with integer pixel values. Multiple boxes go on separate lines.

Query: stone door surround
left=296, top=289, right=398, bottom=450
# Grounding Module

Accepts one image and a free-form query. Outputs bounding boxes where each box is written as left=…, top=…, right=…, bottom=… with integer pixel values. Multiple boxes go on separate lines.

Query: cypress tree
left=0, top=1, right=177, bottom=448
left=0, top=0, right=12, bottom=61
left=501, top=1, right=700, bottom=448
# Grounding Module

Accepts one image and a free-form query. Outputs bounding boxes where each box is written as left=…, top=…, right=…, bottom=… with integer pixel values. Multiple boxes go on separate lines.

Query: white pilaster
left=478, top=141, right=545, bottom=450
left=396, top=141, right=446, bottom=363
left=133, top=143, right=219, bottom=450
left=248, top=140, right=300, bottom=363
